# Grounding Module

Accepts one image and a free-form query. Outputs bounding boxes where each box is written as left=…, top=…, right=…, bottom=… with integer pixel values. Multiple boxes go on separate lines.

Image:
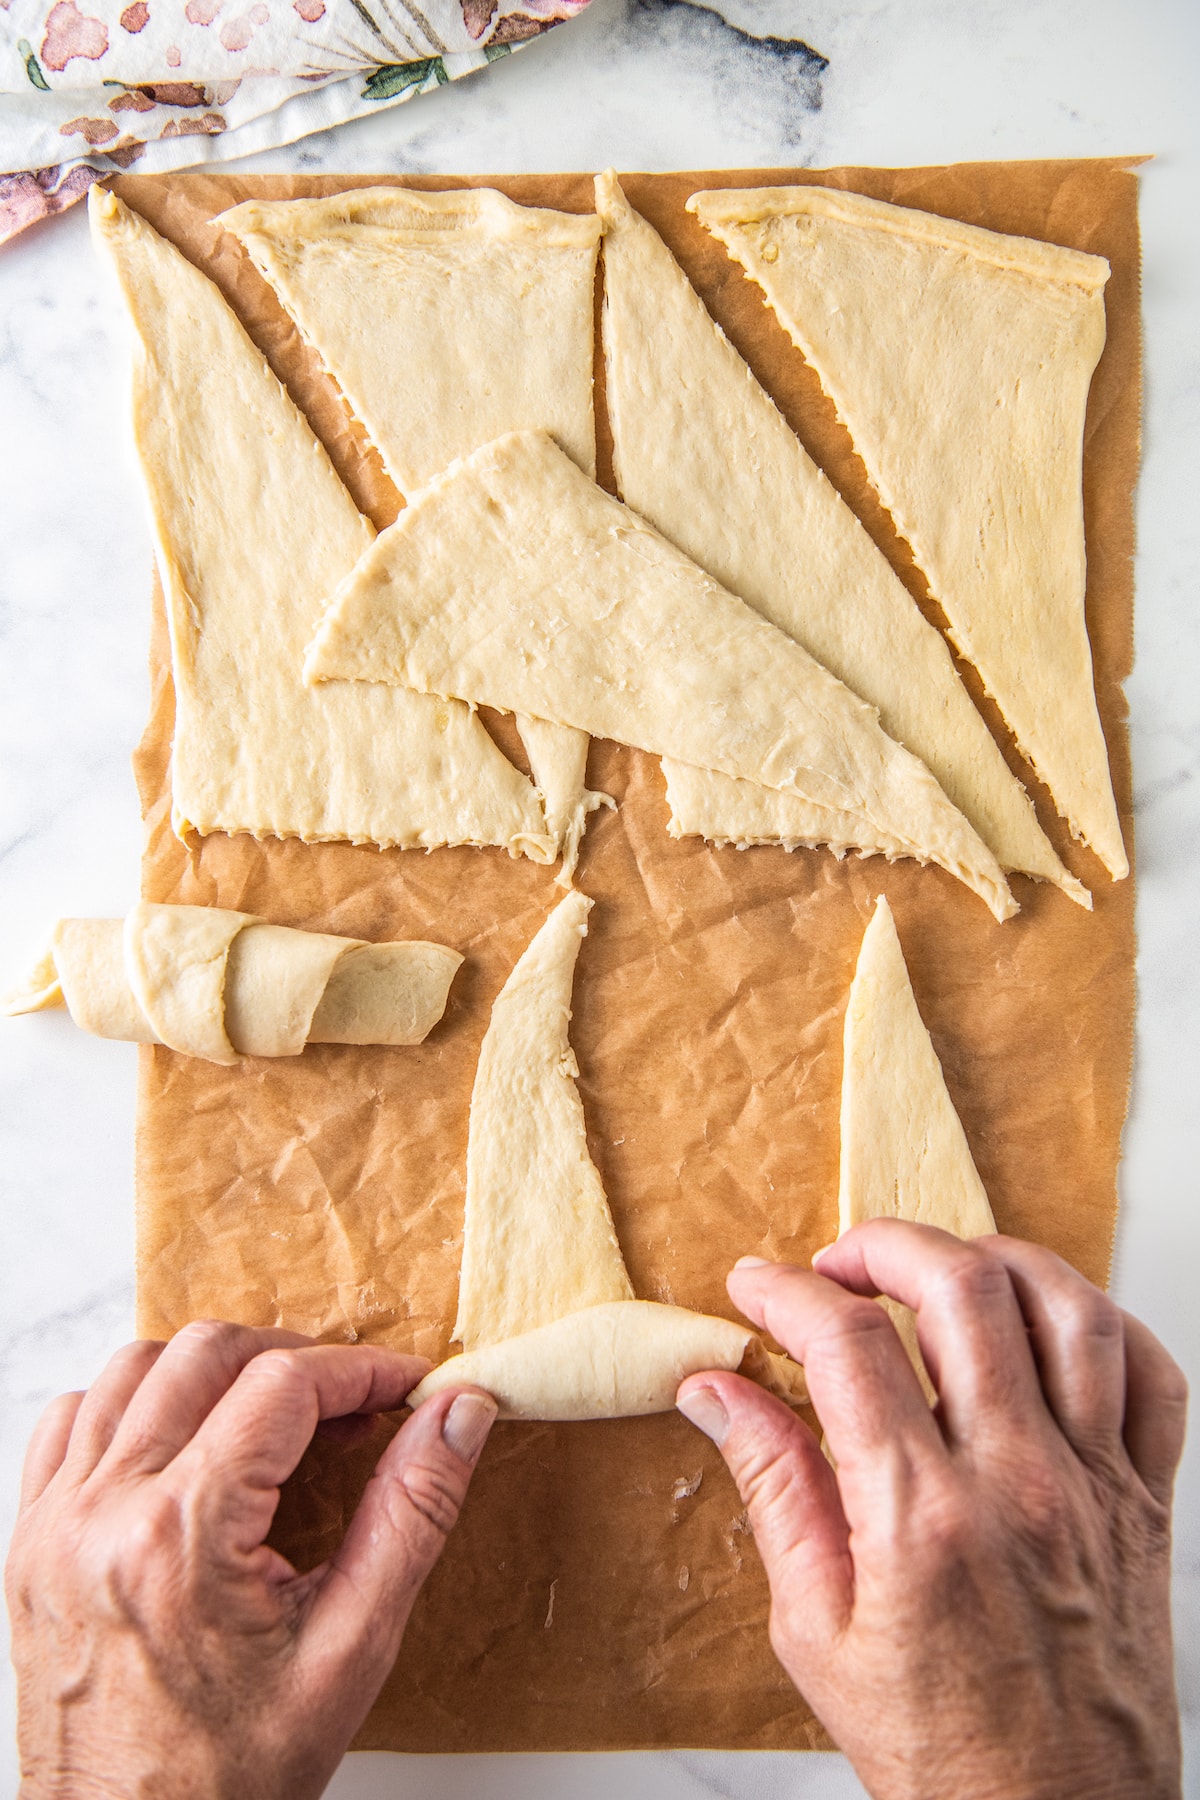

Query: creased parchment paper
left=114, top=161, right=1139, bottom=1753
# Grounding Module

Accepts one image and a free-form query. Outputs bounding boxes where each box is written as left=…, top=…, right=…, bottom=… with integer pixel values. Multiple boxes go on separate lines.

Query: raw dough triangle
left=453, top=889, right=635, bottom=1351
left=308, top=429, right=1017, bottom=921
left=691, top=185, right=1125, bottom=881
left=218, top=186, right=602, bottom=494
left=839, top=895, right=996, bottom=1395
left=90, top=188, right=552, bottom=861
left=412, top=891, right=773, bottom=1420
left=220, top=185, right=608, bottom=879
left=597, top=173, right=1086, bottom=908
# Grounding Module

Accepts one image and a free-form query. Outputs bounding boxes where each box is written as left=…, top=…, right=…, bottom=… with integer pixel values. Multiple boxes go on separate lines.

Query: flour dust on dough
left=220, top=184, right=609, bottom=880
left=838, top=894, right=997, bottom=1395
left=89, top=187, right=553, bottom=861
left=596, top=172, right=1086, bottom=908
left=410, top=890, right=804, bottom=1420
left=690, top=184, right=1125, bottom=882
left=308, top=429, right=1017, bottom=921
left=4, top=902, right=461, bottom=1065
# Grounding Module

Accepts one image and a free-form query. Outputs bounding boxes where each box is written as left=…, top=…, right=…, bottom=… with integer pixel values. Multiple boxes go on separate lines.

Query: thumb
left=676, top=1371, right=852, bottom=1651
left=305, top=1386, right=497, bottom=1687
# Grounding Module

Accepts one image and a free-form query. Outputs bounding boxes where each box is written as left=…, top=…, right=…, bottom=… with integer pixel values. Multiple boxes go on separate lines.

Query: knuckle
left=815, top=1296, right=897, bottom=1352
left=910, top=1476, right=985, bottom=1562
left=1148, top=1352, right=1189, bottom=1411
left=241, top=1348, right=321, bottom=1414
left=119, top=1490, right=182, bottom=1565
left=174, top=1317, right=246, bottom=1364
left=251, top=1346, right=309, bottom=1385
left=921, top=1484, right=976, bottom=1557
left=934, top=1253, right=1011, bottom=1309
left=1010, top=1460, right=1074, bottom=1543
left=1064, top=1289, right=1122, bottom=1345
left=732, top=1436, right=797, bottom=1519
left=396, top=1460, right=465, bottom=1537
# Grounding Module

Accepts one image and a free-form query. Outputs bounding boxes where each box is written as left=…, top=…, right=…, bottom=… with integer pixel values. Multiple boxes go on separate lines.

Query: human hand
left=6, top=1322, right=497, bottom=1800
left=677, top=1221, right=1187, bottom=1800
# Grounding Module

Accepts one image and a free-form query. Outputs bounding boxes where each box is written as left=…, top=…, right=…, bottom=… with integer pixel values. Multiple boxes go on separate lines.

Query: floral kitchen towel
left=0, top=0, right=592, bottom=242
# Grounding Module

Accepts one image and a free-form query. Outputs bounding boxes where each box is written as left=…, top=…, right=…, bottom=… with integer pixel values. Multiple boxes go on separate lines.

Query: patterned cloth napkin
left=0, top=0, right=592, bottom=242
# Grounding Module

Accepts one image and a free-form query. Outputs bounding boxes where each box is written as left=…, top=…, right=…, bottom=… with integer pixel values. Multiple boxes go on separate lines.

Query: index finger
left=105, top=1319, right=319, bottom=1475
left=813, top=1220, right=1048, bottom=1448
left=727, top=1259, right=944, bottom=1487
left=169, top=1343, right=431, bottom=1516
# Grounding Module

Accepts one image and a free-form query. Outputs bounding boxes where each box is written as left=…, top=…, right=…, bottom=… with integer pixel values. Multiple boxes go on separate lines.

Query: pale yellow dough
left=513, top=715, right=613, bottom=887
left=839, top=895, right=996, bottom=1393
left=307, top=429, right=1016, bottom=920
left=596, top=173, right=1086, bottom=908
left=453, top=889, right=634, bottom=1351
left=89, top=187, right=552, bottom=860
left=219, top=185, right=608, bottom=880
left=409, top=890, right=805, bottom=1421
left=218, top=187, right=601, bottom=494
left=690, top=184, right=1125, bottom=882
left=413, top=1300, right=753, bottom=1421
left=4, top=902, right=461, bottom=1065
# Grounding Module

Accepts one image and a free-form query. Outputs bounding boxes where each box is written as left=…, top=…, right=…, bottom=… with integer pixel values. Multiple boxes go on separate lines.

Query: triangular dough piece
left=839, top=895, right=996, bottom=1396
left=218, top=186, right=602, bottom=493
left=597, top=173, right=1087, bottom=908
left=413, top=890, right=805, bottom=1420
left=89, top=188, right=552, bottom=861
left=220, top=186, right=607, bottom=879
left=308, top=430, right=1017, bottom=921
left=453, top=889, right=635, bottom=1351
left=691, top=185, right=1125, bottom=881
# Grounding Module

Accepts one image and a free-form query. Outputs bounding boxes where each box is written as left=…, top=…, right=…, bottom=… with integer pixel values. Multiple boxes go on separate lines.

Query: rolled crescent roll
left=409, top=1299, right=806, bottom=1420
left=4, top=901, right=462, bottom=1065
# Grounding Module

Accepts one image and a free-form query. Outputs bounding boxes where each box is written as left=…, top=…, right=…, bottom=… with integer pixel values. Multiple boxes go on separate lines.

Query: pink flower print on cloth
left=0, top=0, right=597, bottom=244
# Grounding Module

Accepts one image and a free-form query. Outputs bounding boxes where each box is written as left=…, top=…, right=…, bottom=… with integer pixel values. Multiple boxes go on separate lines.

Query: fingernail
left=811, top=1241, right=837, bottom=1267
left=676, top=1385, right=730, bottom=1447
left=733, top=1255, right=771, bottom=1271
left=442, top=1392, right=497, bottom=1463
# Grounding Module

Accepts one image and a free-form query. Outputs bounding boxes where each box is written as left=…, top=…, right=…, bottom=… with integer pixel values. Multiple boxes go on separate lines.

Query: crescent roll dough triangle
left=453, top=890, right=635, bottom=1351
left=839, top=895, right=996, bottom=1394
left=89, top=187, right=552, bottom=861
left=596, top=173, right=1086, bottom=908
left=308, top=429, right=1016, bottom=920
left=218, top=186, right=602, bottom=494
left=690, top=185, right=1125, bottom=881
left=412, top=891, right=805, bottom=1420
left=219, top=185, right=608, bottom=880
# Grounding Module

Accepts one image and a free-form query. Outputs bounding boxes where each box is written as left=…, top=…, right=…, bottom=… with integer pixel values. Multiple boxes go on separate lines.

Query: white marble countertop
left=2, top=1, right=1198, bottom=1794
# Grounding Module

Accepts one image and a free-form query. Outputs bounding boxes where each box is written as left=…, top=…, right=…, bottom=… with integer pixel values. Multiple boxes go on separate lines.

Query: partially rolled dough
left=307, top=428, right=1016, bottom=921
left=4, top=902, right=462, bottom=1066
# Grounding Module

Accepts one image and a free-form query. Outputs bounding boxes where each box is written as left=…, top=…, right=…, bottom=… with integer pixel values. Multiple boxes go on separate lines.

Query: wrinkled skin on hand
left=678, top=1221, right=1187, bottom=1800
left=6, top=1322, right=496, bottom=1800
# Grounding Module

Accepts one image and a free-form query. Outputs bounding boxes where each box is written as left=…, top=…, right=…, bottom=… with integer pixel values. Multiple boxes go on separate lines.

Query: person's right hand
left=677, top=1220, right=1187, bottom=1800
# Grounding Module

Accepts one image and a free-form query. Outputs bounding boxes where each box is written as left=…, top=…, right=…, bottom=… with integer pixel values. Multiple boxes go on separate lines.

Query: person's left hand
left=5, top=1321, right=497, bottom=1800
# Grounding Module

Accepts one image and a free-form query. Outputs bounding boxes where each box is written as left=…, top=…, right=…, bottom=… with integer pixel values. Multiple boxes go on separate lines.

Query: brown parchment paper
left=112, top=160, right=1140, bottom=1753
